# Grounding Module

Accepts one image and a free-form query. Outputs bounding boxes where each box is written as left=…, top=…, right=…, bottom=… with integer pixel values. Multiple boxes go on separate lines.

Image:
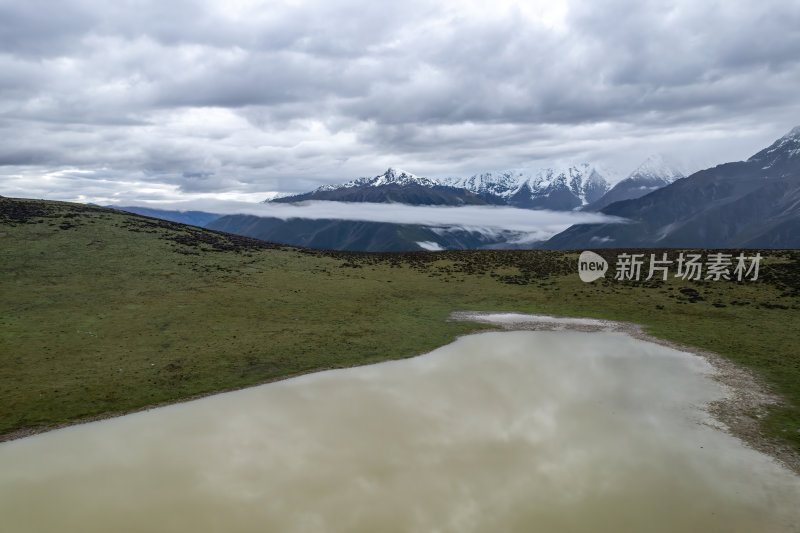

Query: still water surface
left=1, top=330, right=798, bottom=532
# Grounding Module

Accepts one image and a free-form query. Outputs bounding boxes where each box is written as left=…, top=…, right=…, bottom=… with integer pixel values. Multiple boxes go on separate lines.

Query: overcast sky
left=1, top=0, right=800, bottom=204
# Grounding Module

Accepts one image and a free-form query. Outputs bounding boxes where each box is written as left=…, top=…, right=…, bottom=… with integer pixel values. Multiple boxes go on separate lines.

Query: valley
left=1, top=196, right=798, bottom=467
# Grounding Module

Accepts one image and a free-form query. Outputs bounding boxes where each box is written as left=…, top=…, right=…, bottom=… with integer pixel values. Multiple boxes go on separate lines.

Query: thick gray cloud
left=1, top=0, right=799, bottom=202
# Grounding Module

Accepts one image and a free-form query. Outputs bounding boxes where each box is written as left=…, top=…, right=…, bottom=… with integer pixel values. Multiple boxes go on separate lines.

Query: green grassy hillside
left=1, top=197, right=798, bottom=453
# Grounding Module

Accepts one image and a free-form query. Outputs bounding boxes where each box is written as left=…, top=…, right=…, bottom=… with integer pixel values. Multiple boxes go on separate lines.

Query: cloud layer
left=107, top=198, right=626, bottom=242
left=2, top=0, right=800, bottom=201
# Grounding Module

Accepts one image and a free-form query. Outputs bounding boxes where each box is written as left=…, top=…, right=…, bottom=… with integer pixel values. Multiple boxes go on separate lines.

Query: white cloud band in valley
left=107, top=199, right=626, bottom=242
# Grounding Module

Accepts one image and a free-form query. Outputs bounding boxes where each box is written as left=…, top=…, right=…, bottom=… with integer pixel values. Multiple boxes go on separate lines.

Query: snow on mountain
left=583, top=155, right=684, bottom=211
left=627, top=154, right=684, bottom=184
left=269, top=159, right=695, bottom=212
left=438, top=171, right=525, bottom=198
left=748, top=125, right=800, bottom=171
left=270, top=167, right=490, bottom=206
left=533, top=164, right=614, bottom=205
left=316, top=168, right=437, bottom=192
left=544, top=127, right=800, bottom=249
left=440, top=164, right=616, bottom=208
left=371, top=168, right=436, bottom=187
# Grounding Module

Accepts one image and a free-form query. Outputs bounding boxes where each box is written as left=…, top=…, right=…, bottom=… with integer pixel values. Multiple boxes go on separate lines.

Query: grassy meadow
left=1, top=197, right=798, bottom=453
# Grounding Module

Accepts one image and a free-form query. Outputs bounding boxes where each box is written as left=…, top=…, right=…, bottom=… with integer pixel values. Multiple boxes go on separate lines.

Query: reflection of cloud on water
left=1, top=330, right=798, bottom=532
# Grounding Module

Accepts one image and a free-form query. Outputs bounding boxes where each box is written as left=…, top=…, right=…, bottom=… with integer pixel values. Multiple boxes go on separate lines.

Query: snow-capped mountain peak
left=628, top=154, right=684, bottom=183
left=439, top=171, right=527, bottom=197
left=747, top=125, right=800, bottom=171
left=315, top=168, right=436, bottom=192
left=370, top=168, right=436, bottom=187
left=781, top=125, right=800, bottom=140
left=439, top=163, right=615, bottom=209
left=582, top=155, right=685, bottom=211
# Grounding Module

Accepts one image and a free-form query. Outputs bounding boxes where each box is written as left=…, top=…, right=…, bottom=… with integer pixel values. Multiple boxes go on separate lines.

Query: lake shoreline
left=4, top=311, right=799, bottom=478
left=450, top=311, right=800, bottom=476
left=0, top=366, right=344, bottom=446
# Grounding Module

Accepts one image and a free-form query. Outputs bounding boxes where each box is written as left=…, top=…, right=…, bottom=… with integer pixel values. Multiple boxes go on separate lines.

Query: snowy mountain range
left=747, top=125, right=800, bottom=175
left=543, top=126, right=800, bottom=249
left=106, top=127, right=800, bottom=251
left=316, top=168, right=438, bottom=190
left=584, top=155, right=684, bottom=211
left=439, top=163, right=616, bottom=210
left=270, top=156, right=689, bottom=212
left=274, top=163, right=649, bottom=211
left=271, top=168, right=493, bottom=206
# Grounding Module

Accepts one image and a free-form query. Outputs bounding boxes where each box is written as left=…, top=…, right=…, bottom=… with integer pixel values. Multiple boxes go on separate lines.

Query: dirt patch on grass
left=450, top=311, right=800, bottom=476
